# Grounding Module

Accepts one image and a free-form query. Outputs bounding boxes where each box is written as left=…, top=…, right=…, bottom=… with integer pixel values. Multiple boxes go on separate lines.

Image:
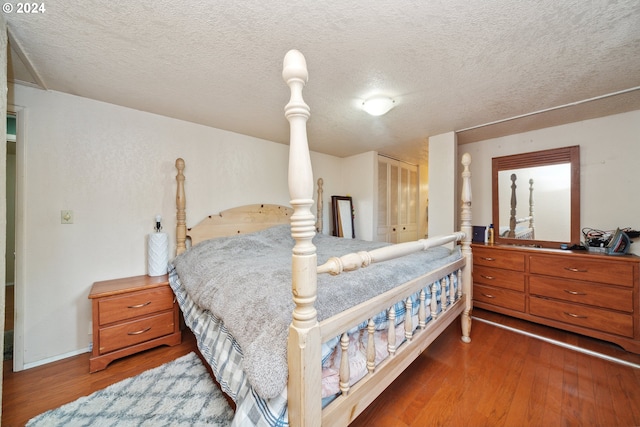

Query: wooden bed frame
left=504, top=173, right=535, bottom=239
left=173, top=49, right=473, bottom=427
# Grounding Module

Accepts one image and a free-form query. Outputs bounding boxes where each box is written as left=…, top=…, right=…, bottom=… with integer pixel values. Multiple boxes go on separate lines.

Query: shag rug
left=26, top=352, right=234, bottom=427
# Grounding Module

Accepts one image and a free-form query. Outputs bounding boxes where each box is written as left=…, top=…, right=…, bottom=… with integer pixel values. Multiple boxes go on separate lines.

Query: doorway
left=5, top=115, right=16, bottom=361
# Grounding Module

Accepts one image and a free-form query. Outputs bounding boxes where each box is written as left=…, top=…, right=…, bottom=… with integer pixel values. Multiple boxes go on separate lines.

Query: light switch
left=61, top=210, right=73, bottom=224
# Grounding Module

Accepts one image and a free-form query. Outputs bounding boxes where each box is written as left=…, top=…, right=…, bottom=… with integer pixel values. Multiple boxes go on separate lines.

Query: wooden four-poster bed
left=168, top=50, right=473, bottom=426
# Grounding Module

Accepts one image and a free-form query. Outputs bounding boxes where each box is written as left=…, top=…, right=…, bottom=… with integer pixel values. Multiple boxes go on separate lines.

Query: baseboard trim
left=472, top=316, right=640, bottom=370
left=22, top=347, right=90, bottom=370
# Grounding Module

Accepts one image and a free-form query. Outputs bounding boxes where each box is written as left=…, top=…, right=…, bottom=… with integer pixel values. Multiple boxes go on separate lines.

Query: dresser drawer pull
left=480, top=257, right=496, bottom=261
left=128, top=301, right=152, bottom=309
left=564, top=267, right=587, bottom=273
left=564, top=312, right=587, bottom=319
left=128, top=327, right=152, bottom=336
left=480, top=274, right=495, bottom=280
left=564, top=289, right=586, bottom=296
left=481, top=293, right=495, bottom=299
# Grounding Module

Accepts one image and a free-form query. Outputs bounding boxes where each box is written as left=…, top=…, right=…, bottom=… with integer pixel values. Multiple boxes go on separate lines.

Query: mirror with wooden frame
left=492, top=145, right=580, bottom=248
left=331, top=196, right=355, bottom=239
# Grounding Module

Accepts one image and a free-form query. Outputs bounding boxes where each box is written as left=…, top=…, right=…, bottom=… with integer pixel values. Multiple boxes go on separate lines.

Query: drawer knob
left=481, top=257, right=496, bottom=261
left=564, top=267, right=587, bottom=273
left=128, top=301, right=152, bottom=309
left=480, top=274, right=495, bottom=280
left=481, top=293, right=495, bottom=299
left=564, top=289, right=587, bottom=296
left=128, top=327, right=152, bottom=336
left=564, top=312, right=587, bottom=319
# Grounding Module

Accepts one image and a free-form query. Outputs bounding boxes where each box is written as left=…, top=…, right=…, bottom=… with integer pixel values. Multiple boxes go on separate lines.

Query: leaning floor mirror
left=331, top=196, right=355, bottom=238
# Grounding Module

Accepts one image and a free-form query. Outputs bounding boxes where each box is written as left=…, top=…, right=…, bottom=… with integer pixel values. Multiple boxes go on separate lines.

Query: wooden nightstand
left=88, top=274, right=181, bottom=372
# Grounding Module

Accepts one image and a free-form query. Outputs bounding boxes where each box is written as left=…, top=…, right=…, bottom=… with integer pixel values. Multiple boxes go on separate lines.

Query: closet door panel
left=377, top=160, right=391, bottom=242
left=376, top=156, right=419, bottom=243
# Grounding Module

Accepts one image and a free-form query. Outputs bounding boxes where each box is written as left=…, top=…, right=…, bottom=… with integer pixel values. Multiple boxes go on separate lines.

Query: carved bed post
left=460, top=152, right=473, bottom=343
left=528, top=178, right=535, bottom=238
left=175, top=158, right=187, bottom=255
left=508, top=173, right=517, bottom=238
left=283, top=49, right=322, bottom=427
left=316, top=177, right=324, bottom=233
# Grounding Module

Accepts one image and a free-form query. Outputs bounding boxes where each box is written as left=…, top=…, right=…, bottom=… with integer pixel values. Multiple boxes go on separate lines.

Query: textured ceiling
left=6, top=1, right=640, bottom=163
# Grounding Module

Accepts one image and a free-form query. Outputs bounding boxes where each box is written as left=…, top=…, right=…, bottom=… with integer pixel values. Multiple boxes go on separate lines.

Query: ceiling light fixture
left=362, top=96, right=395, bottom=116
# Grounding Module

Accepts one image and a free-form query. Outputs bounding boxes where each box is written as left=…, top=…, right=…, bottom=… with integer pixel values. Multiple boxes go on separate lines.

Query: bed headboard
left=175, top=157, right=324, bottom=254
left=188, top=203, right=293, bottom=246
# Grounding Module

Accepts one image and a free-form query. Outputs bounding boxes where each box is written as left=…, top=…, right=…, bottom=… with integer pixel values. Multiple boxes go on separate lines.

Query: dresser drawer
left=473, top=265, right=525, bottom=292
left=98, top=287, right=175, bottom=325
left=474, top=284, right=525, bottom=312
left=98, top=311, right=176, bottom=354
left=474, top=248, right=525, bottom=271
left=529, top=255, right=634, bottom=287
left=530, top=297, right=634, bottom=338
left=530, top=276, right=633, bottom=313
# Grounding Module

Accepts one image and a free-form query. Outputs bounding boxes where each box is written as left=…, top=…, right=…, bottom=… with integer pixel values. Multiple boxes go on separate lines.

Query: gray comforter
left=172, top=225, right=460, bottom=399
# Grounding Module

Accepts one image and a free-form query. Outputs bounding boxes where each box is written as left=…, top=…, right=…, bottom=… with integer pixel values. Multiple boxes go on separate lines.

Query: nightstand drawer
left=530, top=297, right=633, bottom=338
left=530, top=276, right=633, bottom=312
left=474, top=248, right=525, bottom=271
left=473, top=265, right=525, bottom=292
left=98, top=287, right=175, bottom=325
left=474, top=284, right=525, bottom=312
left=98, top=311, right=176, bottom=354
left=89, top=274, right=181, bottom=372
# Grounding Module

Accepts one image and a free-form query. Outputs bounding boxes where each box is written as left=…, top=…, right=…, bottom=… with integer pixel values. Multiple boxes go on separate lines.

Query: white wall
left=418, top=157, right=428, bottom=238
left=428, top=132, right=457, bottom=237
left=461, top=110, right=640, bottom=256
left=9, top=84, right=346, bottom=368
left=340, top=151, right=376, bottom=241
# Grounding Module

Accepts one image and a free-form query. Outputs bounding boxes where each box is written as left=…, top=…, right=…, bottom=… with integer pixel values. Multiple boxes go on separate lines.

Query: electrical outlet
left=61, top=210, right=73, bottom=224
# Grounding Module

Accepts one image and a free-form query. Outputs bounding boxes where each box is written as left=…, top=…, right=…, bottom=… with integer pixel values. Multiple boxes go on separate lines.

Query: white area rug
left=27, top=352, right=234, bottom=427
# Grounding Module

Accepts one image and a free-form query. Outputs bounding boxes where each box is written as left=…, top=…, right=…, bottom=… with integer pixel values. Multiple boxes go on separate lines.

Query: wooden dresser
left=88, top=274, right=182, bottom=372
left=472, top=244, right=640, bottom=353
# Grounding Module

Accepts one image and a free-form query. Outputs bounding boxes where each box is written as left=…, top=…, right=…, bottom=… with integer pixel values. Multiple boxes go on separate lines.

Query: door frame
left=8, top=104, right=25, bottom=371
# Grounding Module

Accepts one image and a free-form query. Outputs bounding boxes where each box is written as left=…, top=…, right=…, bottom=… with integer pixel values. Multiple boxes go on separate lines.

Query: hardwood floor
left=3, top=310, right=640, bottom=426
left=5, top=285, right=14, bottom=331
left=2, top=330, right=198, bottom=427
left=351, top=309, right=640, bottom=427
